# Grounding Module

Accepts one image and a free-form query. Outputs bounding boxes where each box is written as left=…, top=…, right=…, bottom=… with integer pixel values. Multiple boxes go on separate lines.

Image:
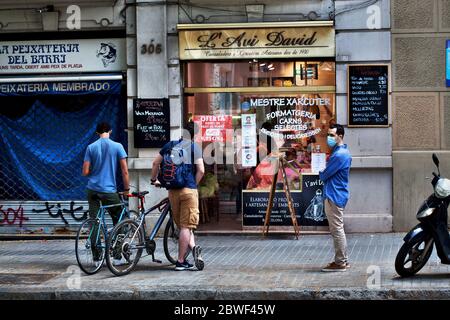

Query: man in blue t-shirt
left=151, top=121, right=205, bottom=271
left=319, top=123, right=352, bottom=272
left=82, top=122, right=130, bottom=261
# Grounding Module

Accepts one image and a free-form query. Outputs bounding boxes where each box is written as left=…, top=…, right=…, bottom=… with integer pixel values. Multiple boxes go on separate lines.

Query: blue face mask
left=327, top=136, right=337, bottom=149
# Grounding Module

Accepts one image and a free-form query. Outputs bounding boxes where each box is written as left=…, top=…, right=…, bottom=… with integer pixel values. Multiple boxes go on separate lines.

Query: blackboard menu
left=348, top=65, right=389, bottom=126
left=242, top=175, right=328, bottom=227
left=133, top=98, right=170, bottom=148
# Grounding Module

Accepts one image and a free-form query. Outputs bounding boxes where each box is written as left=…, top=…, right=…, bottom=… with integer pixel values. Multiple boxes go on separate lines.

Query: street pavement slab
left=1, top=233, right=450, bottom=300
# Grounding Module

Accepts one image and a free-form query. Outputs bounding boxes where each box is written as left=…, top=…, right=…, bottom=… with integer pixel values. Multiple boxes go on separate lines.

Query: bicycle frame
left=128, top=198, right=171, bottom=246
left=87, top=200, right=128, bottom=247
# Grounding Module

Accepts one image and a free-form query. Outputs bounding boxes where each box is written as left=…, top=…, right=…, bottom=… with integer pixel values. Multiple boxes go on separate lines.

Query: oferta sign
left=0, top=38, right=125, bottom=74
left=178, top=26, right=334, bottom=60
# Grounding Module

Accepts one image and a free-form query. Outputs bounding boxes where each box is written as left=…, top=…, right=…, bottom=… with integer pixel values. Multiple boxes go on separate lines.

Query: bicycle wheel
left=106, top=219, right=144, bottom=276
left=163, top=216, right=180, bottom=265
left=75, top=218, right=106, bottom=275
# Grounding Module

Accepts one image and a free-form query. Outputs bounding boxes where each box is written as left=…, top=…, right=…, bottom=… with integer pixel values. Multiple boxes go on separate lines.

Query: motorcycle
left=395, top=153, right=450, bottom=277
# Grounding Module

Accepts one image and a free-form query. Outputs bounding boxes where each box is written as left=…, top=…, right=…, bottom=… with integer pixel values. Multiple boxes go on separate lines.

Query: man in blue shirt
left=151, top=121, right=205, bottom=271
left=319, top=124, right=352, bottom=272
left=82, top=122, right=129, bottom=263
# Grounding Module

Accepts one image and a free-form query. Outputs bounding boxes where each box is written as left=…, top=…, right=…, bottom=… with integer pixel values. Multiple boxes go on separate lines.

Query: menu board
left=242, top=175, right=328, bottom=227
left=133, top=98, right=170, bottom=148
left=348, top=64, right=389, bottom=127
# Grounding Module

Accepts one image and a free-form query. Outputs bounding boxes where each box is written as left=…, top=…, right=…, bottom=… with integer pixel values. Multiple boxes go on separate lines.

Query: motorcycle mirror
left=432, top=153, right=440, bottom=168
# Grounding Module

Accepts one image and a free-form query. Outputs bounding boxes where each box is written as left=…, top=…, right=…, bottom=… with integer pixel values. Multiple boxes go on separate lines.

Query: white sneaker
left=113, top=258, right=128, bottom=266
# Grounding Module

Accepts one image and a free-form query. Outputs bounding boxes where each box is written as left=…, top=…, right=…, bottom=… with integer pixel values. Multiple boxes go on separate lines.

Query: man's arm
left=319, top=154, right=344, bottom=182
left=151, top=154, right=163, bottom=181
left=82, top=161, right=90, bottom=176
left=119, top=158, right=130, bottom=192
left=195, top=159, right=205, bottom=185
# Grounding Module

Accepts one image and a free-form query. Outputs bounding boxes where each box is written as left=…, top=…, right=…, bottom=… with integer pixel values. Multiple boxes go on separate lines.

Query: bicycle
left=105, top=192, right=181, bottom=276
left=74, top=191, right=146, bottom=275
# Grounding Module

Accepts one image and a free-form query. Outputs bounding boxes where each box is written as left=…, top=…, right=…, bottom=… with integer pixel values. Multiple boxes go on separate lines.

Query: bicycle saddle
left=131, top=191, right=149, bottom=197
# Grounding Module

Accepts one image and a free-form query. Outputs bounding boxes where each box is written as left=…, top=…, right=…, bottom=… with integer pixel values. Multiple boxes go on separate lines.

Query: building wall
left=334, top=0, right=392, bottom=232
left=128, top=0, right=394, bottom=232
left=392, top=0, right=450, bottom=231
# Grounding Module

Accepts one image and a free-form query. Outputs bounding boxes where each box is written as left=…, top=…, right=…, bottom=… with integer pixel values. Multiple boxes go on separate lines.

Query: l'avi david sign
left=178, top=22, right=335, bottom=60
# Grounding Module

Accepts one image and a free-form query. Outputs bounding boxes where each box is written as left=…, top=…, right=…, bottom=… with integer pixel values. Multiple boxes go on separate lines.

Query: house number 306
left=141, top=40, right=162, bottom=54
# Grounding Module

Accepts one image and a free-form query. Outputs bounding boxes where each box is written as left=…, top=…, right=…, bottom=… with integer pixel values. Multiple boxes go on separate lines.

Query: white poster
left=241, top=114, right=257, bottom=167
left=0, top=38, right=125, bottom=74
left=311, top=153, right=327, bottom=173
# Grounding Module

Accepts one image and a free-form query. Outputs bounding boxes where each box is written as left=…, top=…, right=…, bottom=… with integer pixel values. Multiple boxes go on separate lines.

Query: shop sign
left=243, top=175, right=328, bottom=227
left=0, top=38, right=125, bottom=74
left=179, top=27, right=334, bottom=60
left=0, top=80, right=121, bottom=96
left=446, top=40, right=450, bottom=87
left=193, top=115, right=233, bottom=143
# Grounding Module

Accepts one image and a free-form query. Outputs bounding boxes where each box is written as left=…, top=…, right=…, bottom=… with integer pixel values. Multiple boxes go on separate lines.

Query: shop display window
left=185, top=60, right=335, bottom=88
left=184, top=59, right=335, bottom=229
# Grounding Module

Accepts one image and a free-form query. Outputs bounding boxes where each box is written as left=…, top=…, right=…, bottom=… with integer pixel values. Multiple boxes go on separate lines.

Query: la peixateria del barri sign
left=178, top=21, right=335, bottom=60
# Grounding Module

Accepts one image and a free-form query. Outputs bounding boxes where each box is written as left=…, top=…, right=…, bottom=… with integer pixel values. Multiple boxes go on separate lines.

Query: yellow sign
left=179, top=26, right=335, bottom=60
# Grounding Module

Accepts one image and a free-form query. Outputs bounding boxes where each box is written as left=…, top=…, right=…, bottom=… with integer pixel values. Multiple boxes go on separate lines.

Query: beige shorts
left=168, top=188, right=199, bottom=229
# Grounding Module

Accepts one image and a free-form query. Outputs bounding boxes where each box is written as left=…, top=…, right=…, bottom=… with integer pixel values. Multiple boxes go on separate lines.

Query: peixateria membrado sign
left=178, top=23, right=335, bottom=60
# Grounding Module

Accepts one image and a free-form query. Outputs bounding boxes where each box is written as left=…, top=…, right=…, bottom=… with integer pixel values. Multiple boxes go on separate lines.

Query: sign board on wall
left=133, top=98, right=170, bottom=148
left=0, top=38, right=125, bottom=74
left=348, top=64, right=389, bottom=127
left=178, top=26, right=335, bottom=60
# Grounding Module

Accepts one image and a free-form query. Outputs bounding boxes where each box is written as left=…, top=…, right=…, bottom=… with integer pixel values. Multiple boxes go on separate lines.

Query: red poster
left=193, top=115, right=233, bottom=142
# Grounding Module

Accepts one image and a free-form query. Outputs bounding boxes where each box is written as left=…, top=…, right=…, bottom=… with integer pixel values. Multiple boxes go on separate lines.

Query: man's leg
left=87, top=190, right=102, bottom=261
left=324, top=199, right=348, bottom=266
left=101, top=192, right=122, bottom=226
left=99, top=192, right=123, bottom=260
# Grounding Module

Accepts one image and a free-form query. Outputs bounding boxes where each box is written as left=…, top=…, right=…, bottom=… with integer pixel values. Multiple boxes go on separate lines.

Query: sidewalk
left=1, top=233, right=450, bottom=300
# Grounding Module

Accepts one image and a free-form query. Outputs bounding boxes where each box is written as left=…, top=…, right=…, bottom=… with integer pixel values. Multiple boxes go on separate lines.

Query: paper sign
left=311, top=153, right=326, bottom=173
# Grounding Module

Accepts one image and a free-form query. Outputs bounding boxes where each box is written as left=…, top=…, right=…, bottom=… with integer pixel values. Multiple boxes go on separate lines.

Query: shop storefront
left=178, top=21, right=336, bottom=232
left=0, top=37, right=127, bottom=235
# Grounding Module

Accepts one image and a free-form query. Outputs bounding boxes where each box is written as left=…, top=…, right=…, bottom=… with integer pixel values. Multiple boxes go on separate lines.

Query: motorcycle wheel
left=395, top=235, right=433, bottom=277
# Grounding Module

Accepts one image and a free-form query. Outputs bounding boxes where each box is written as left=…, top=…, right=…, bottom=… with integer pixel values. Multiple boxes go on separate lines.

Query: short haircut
left=96, top=122, right=111, bottom=134
left=330, top=123, right=345, bottom=138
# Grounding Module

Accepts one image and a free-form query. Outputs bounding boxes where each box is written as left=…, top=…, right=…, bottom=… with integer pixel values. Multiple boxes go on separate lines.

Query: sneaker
left=321, top=262, right=347, bottom=272
left=113, top=258, right=128, bottom=267
left=174, top=260, right=195, bottom=271
left=192, top=245, right=204, bottom=271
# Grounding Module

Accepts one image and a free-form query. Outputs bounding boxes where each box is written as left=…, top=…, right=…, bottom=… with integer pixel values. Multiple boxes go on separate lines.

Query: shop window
left=184, top=60, right=335, bottom=88
left=184, top=59, right=335, bottom=230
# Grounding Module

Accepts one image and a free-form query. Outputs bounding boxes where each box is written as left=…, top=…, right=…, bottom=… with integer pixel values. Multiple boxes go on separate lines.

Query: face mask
left=327, top=136, right=337, bottom=149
